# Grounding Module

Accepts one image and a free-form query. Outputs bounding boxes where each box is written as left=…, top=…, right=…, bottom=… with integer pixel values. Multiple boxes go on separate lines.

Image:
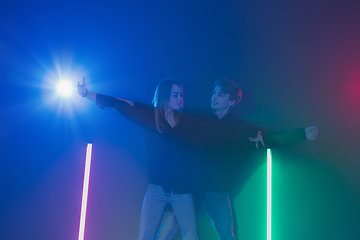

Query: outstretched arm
left=77, top=76, right=154, bottom=130
left=77, top=77, right=97, bottom=102
left=77, top=76, right=134, bottom=106
left=249, top=126, right=318, bottom=149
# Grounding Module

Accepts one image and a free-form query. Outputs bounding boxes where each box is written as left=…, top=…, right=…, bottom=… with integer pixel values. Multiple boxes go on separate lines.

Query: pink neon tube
left=78, top=143, right=93, bottom=240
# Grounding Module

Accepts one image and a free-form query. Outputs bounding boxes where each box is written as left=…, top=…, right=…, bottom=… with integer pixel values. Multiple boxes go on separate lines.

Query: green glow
left=78, top=143, right=93, bottom=240
left=267, top=149, right=272, bottom=240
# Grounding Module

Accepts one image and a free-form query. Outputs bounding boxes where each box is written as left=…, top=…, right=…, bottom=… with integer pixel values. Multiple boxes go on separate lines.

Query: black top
left=96, top=94, right=203, bottom=194
left=186, top=106, right=307, bottom=192
left=96, top=94, right=306, bottom=194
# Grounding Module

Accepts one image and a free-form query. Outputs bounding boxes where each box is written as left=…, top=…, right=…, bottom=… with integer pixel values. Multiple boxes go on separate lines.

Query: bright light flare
left=267, top=148, right=272, bottom=240
left=56, top=80, right=73, bottom=97
left=78, top=143, right=93, bottom=240
left=39, top=54, right=91, bottom=118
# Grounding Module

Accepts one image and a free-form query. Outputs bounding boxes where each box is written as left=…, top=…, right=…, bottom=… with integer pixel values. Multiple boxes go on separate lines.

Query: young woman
left=77, top=77, right=200, bottom=240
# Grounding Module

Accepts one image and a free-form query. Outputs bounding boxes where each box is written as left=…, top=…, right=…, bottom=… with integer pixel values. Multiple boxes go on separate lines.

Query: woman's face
left=168, top=84, right=183, bottom=110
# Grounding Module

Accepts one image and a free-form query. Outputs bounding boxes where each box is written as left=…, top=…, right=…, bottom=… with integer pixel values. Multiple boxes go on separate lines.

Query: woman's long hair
left=152, top=80, right=183, bottom=133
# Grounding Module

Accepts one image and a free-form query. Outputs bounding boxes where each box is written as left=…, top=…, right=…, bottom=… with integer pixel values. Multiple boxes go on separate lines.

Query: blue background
left=1, top=0, right=360, bottom=239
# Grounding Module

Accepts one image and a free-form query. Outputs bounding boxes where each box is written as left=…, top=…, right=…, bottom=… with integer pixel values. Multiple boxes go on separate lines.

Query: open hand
left=249, top=131, right=265, bottom=149
left=305, top=126, right=318, bottom=140
left=77, top=77, right=87, bottom=97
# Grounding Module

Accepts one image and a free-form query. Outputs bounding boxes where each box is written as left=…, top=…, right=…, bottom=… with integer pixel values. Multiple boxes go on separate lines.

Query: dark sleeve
left=96, top=94, right=155, bottom=130
left=242, top=120, right=307, bottom=150
left=262, top=128, right=307, bottom=148
left=182, top=106, right=208, bottom=115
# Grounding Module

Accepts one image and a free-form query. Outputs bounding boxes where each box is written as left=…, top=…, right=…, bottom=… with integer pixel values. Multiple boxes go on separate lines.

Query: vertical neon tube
left=78, top=143, right=93, bottom=240
left=267, top=148, right=272, bottom=240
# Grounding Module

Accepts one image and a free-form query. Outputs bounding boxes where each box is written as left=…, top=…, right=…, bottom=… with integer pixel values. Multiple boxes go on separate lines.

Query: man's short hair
left=214, top=78, right=242, bottom=107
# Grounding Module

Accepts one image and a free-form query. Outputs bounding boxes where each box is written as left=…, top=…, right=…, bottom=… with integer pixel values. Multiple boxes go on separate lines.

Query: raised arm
left=77, top=76, right=154, bottom=130
left=77, top=77, right=97, bottom=102
left=77, top=76, right=134, bottom=106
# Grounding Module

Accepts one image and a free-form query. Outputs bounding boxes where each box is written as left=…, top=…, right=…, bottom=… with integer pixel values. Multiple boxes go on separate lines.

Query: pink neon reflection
left=78, top=143, right=93, bottom=240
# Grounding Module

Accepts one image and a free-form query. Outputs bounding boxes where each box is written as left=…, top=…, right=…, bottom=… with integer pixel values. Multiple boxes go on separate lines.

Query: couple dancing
left=77, top=78, right=318, bottom=240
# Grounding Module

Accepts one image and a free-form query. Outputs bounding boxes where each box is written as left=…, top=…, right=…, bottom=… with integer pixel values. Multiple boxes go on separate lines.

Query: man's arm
left=249, top=126, right=318, bottom=149
left=305, top=126, right=318, bottom=140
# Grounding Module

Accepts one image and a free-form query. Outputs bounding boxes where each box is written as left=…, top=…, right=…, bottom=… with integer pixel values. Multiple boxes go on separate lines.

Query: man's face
left=211, top=85, right=235, bottom=111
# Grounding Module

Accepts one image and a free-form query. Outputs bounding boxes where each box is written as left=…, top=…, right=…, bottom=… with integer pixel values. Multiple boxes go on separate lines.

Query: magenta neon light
left=78, top=143, right=93, bottom=240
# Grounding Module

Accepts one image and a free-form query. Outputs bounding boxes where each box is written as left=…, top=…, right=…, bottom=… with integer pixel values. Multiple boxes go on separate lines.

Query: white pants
left=138, top=184, right=199, bottom=240
left=155, top=192, right=236, bottom=240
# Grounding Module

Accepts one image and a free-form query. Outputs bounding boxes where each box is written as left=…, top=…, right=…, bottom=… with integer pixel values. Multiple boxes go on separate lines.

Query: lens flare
left=56, top=80, right=72, bottom=97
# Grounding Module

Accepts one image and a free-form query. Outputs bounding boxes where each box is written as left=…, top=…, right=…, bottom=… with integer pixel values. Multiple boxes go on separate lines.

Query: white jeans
left=155, top=192, right=236, bottom=240
left=138, top=184, right=199, bottom=240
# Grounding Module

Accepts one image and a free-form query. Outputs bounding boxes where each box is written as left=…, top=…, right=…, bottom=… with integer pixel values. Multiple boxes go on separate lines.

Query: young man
left=155, top=79, right=318, bottom=240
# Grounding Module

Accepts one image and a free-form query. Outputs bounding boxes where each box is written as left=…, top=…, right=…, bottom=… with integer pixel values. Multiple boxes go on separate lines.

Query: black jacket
left=96, top=94, right=203, bottom=194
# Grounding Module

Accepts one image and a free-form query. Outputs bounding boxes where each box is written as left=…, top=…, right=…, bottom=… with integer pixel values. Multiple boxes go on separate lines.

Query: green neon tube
left=267, top=148, right=272, bottom=240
